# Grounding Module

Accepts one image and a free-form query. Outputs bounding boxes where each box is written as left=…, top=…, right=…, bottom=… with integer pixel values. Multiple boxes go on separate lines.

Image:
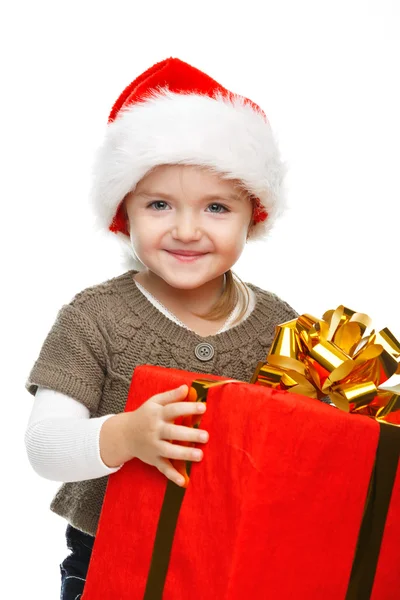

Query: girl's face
left=124, top=165, right=253, bottom=290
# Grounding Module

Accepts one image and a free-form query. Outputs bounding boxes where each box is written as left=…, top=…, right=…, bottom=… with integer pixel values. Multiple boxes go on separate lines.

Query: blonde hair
left=192, top=269, right=251, bottom=327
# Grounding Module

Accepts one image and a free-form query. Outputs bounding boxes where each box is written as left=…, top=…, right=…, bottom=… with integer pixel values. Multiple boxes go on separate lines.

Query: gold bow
left=251, top=305, right=400, bottom=426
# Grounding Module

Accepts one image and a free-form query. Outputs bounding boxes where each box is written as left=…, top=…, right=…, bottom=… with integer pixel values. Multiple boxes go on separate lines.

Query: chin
left=163, top=274, right=208, bottom=290
left=160, top=267, right=218, bottom=289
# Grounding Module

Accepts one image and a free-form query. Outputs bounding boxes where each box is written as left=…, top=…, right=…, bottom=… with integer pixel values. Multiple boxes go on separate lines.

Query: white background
left=2, top=1, right=399, bottom=597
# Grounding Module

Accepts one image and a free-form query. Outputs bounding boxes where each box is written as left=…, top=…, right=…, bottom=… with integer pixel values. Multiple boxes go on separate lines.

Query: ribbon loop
left=251, top=305, right=400, bottom=426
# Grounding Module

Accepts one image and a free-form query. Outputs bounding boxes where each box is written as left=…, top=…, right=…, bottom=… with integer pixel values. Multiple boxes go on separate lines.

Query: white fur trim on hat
left=90, top=90, right=287, bottom=244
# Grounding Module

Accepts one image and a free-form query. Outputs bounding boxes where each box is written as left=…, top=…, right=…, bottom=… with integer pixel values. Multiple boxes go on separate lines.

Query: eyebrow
left=137, top=190, right=242, bottom=202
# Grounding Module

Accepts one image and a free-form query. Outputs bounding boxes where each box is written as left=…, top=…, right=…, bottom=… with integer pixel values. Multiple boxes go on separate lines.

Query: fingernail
left=197, top=403, right=206, bottom=412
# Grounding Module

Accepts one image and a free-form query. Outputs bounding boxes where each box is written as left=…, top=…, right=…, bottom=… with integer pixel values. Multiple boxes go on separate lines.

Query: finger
left=156, top=457, right=186, bottom=486
left=163, top=400, right=206, bottom=421
left=158, top=440, right=203, bottom=462
left=152, top=385, right=189, bottom=406
left=161, top=422, right=209, bottom=444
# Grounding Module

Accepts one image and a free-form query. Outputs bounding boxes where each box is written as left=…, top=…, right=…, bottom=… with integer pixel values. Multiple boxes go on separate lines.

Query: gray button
left=194, top=342, right=215, bottom=361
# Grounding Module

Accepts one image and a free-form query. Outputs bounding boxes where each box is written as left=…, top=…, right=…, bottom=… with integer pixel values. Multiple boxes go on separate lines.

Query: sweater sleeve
left=24, top=387, right=122, bottom=482
left=25, top=303, right=107, bottom=415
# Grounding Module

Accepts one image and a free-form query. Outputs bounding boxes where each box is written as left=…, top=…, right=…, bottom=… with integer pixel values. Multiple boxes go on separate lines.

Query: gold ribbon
left=250, top=305, right=400, bottom=426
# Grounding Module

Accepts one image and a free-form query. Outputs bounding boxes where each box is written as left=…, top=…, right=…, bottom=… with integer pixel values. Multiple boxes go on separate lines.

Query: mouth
left=165, top=250, right=208, bottom=262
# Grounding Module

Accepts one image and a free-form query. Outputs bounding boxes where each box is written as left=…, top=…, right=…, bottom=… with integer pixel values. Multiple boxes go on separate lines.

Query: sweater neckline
left=134, top=276, right=256, bottom=334
left=113, top=270, right=271, bottom=351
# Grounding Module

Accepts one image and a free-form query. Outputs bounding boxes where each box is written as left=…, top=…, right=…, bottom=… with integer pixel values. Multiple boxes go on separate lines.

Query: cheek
left=218, top=216, right=249, bottom=244
left=213, top=227, right=247, bottom=258
left=130, top=217, right=164, bottom=248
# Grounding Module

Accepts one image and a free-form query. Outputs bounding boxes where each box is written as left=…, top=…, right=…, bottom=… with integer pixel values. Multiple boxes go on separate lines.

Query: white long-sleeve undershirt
left=24, top=388, right=121, bottom=482
left=25, top=281, right=256, bottom=482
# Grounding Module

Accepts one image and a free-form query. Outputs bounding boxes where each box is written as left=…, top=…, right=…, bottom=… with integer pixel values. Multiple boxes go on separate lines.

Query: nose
left=171, top=211, right=201, bottom=242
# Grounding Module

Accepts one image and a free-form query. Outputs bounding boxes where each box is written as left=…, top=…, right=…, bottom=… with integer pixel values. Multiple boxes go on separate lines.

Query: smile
left=165, top=251, right=208, bottom=263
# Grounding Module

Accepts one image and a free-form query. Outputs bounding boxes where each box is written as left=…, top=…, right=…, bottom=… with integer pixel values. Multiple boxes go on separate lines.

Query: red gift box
left=82, top=365, right=400, bottom=600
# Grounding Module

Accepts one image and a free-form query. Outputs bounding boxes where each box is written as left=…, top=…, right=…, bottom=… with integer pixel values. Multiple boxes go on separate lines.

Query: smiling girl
left=126, top=164, right=255, bottom=336
left=24, top=57, right=298, bottom=599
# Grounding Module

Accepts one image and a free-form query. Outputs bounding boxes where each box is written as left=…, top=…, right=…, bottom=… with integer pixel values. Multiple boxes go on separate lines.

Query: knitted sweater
left=24, top=283, right=256, bottom=482
left=25, top=269, right=298, bottom=536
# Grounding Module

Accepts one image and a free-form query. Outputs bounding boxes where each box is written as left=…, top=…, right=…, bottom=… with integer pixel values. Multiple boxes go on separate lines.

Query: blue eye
left=207, top=203, right=229, bottom=213
left=148, top=201, right=169, bottom=210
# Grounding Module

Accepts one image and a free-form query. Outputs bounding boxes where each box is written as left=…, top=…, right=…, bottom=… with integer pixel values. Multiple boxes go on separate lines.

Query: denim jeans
left=60, top=524, right=95, bottom=600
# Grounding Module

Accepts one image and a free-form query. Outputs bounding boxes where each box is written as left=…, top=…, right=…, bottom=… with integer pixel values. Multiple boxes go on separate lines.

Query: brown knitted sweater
left=25, top=269, right=298, bottom=536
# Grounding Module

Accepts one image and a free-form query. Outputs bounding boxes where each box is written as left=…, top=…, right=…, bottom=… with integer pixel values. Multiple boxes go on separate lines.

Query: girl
left=24, top=57, right=298, bottom=599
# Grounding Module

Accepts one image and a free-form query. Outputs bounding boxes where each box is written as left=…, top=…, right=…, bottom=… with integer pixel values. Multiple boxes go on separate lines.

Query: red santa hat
left=90, top=57, right=287, bottom=261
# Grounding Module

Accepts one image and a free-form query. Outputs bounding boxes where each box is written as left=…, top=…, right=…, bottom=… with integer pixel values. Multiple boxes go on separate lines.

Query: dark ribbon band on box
left=143, top=379, right=226, bottom=600
left=345, top=422, right=400, bottom=600
left=143, top=465, right=192, bottom=600
left=143, top=380, right=400, bottom=600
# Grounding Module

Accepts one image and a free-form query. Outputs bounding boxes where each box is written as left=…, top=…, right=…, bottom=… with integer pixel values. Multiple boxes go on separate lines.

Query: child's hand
left=101, top=385, right=209, bottom=487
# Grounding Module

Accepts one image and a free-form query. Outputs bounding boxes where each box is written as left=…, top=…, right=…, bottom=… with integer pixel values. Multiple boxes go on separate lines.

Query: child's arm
left=25, top=385, right=210, bottom=487
left=25, top=387, right=123, bottom=482
left=24, top=302, right=209, bottom=487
